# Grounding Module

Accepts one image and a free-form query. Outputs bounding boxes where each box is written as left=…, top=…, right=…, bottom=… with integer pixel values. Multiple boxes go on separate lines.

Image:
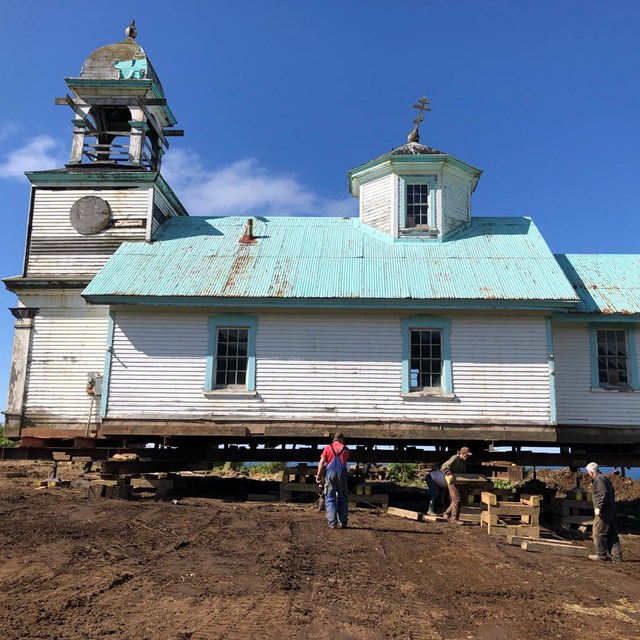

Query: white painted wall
left=360, top=175, right=393, bottom=234
left=27, top=187, right=151, bottom=277
left=442, top=169, right=470, bottom=236
left=554, top=323, right=640, bottom=425
left=21, top=291, right=110, bottom=426
left=106, top=309, right=552, bottom=424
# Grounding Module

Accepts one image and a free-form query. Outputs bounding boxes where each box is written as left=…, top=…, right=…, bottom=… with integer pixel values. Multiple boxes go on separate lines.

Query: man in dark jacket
left=586, top=462, right=622, bottom=562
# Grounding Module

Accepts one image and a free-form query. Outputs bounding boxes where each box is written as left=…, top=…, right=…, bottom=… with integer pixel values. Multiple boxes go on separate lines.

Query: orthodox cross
left=408, top=96, right=431, bottom=143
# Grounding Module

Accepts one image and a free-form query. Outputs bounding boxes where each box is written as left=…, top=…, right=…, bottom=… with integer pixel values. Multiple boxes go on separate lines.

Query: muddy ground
left=0, top=461, right=639, bottom=640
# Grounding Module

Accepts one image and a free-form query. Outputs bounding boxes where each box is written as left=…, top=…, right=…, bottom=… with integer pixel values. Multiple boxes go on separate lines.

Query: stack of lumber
left=552, top=489, right=594, bottom=531
left=481, top=492, right=541, bottom=537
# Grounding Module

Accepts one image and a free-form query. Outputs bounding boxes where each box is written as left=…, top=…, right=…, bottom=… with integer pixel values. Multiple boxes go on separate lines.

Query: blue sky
left=1, top=1, right=639, bottom=416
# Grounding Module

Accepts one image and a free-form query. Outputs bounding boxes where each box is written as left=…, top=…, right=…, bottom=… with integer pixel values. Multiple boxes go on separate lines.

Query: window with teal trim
left=206, top=314, right=257, bottom=392
left=401, top=316, right=452, bottom=395
left=589, top=325, right=638, bottom=391
left=399, top=175, right=436, bottom=230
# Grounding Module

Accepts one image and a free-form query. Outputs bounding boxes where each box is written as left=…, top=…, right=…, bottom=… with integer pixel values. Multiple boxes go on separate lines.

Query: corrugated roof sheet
left=83, top=216, right=579, bottom=304
left=555, top=254, right=640, bottom=314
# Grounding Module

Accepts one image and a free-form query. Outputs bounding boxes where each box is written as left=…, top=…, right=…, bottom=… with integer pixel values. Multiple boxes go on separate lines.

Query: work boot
left=427, top=508, right=437, bottom=516
left=588, top=554, right=607, bottom=561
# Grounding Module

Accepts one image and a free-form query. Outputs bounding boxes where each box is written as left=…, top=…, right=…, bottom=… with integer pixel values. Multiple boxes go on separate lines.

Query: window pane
left=596, top=329, right=629, bottom=388
left=214, top=327, right=250, bottom=388
left=409, top=328, right=443, bottom=390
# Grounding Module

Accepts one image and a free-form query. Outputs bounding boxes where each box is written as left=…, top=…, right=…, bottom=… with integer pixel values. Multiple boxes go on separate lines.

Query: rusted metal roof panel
left=555, top=254, right=640, bottom=314
left=83, top=216, right=579, bottom=304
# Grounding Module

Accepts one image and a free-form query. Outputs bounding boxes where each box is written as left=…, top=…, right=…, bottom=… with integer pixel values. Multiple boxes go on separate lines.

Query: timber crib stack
left=552, top=489, right=594, bottom=531
left=481, top=492, right=541, bottom=537
left=462, top=484, right=514, bottom=523
left=279, top=464, right=320, bottom=502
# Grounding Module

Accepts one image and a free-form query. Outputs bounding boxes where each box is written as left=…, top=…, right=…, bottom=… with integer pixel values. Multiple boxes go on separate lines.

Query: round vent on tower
left=70, top=196, right=111, bottom=235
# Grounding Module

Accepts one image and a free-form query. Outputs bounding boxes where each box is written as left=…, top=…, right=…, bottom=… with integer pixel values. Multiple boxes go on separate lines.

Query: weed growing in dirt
left=0, top=426, right=16, bottom=447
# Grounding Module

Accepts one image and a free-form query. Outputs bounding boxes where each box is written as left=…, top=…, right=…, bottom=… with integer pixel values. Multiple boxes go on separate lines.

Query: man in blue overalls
left=316, top=433, right=350, bottom=529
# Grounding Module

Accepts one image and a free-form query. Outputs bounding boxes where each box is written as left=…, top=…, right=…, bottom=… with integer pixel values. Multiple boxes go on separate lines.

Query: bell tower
left=2, top=23, right=187, bottom=438
left=58, top=20, right=182, bottom=170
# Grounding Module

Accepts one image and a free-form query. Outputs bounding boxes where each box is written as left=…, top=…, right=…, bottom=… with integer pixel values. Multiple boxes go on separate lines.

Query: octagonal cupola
left=58, top=21, right=182, bottom=171
left=348, top=97, right=482, bottom=241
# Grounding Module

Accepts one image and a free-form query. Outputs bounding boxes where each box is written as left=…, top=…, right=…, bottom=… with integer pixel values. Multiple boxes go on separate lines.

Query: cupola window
left=399, top=175, right=437, bottom=231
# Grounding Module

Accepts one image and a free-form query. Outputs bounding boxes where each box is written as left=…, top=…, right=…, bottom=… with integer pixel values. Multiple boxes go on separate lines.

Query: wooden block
left=105, top=485, right=132, bottom=500
left=493, top=502, right=539, bottom=517
left=482, top=492, right=497, bottom=506
left=519, top=494, right=542, bottom=507
left=521, top=540, right=590, bottom=557
left=52, top=452, right=71, bottom=461
left=506, top=535, right=575, bottom=547
left=88, top=484, right=105, bottom=499
left=387, top=507, right=423, bottom=521
left=521, top=515, right=540, bottom=526
left=423, top=514, right=448, bottom=522
left=482, top=522, right=540, bottom=537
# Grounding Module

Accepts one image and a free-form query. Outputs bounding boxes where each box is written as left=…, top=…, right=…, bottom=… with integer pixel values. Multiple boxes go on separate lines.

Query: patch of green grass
left=246, top=462, right=285, bottom=476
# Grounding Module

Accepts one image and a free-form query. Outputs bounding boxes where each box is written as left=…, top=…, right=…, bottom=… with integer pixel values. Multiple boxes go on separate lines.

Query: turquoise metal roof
left=555, top=254, right=640, bottom=315
left=82, top=216, right=579, bottom=306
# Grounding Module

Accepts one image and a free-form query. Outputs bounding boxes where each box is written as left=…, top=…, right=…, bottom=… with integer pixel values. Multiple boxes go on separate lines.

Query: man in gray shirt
left=586, top=462, right=622, bottom=562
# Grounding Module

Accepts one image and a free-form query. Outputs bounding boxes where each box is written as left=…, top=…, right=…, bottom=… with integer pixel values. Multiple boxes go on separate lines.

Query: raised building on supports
left=3, top=26, right=640, bottom=466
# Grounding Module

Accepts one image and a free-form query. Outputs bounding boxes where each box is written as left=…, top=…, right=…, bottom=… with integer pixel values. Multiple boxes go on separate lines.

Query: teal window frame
left=588, top=324, right=638, bottom=390
left=399, top=175, right=437, bottom=229
left=401, top=316, right=452, bottom=394
left=206, top=314, right=258, bottom=391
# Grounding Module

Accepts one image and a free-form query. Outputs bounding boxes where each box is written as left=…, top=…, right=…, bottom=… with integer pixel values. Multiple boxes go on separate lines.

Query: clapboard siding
left=443, top=170, right=470, bottom=236
left=23, top=295, right=110, bottom=424
left=360, top=175, right=393, bottom=234
left=106, top=310, right=551, bottom=423
left=151, top=188, right=181, bottom=236
left=554, top=323, right=640, bottom=425
left=27, top=187, right=151, bottom=276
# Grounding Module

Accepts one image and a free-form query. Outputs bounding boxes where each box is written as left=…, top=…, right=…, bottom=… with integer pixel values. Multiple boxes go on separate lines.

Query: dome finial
left=407, top=95, right=431, bottom=144
left=125, top=20, right=138, bottom=40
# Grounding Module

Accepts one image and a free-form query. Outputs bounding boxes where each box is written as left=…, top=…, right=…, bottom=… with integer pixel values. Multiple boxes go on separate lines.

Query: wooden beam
left=521, top=540, right=590, bottom=557
left=163, top=129, right=184, bottom=136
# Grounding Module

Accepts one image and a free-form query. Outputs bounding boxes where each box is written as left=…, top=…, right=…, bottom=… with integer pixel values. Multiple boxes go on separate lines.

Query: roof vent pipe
left=239, top=218, right=257, bottom=244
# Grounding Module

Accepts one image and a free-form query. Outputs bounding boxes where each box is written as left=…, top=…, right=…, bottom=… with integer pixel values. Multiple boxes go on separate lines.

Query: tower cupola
left=57, top=21, right=182, bottom=171
left=348, top=97, right=482, bottom=241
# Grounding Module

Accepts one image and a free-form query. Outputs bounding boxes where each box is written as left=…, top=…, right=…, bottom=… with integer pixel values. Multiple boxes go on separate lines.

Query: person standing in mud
left=441, top=447, right=472, bottom=524
left=316, top=433, right=350, bottom=529
left=586, top=462, right=623, bottom=562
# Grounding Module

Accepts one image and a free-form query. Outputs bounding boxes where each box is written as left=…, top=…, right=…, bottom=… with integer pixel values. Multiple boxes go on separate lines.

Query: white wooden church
left=3, top=24, right=640, bottom=457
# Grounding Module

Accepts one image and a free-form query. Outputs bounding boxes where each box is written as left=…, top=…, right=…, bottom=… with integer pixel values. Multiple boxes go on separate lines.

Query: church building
left=4, top=25, right=640, bottom=460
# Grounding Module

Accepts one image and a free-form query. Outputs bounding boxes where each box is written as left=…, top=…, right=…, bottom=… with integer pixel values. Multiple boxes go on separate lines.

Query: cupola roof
left=79, top=20, right=164, bottom=95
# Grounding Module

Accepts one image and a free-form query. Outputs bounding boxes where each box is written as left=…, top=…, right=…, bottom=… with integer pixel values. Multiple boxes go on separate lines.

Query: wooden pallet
left=481, top=492, right=541, bottom=537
